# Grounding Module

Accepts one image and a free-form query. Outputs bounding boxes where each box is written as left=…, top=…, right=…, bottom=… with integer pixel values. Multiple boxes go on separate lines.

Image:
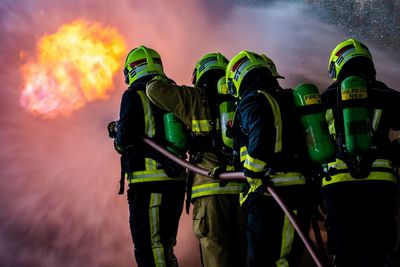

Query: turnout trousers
left=245, top=186, right=312, bottom=267
left=192, top=194, right=247, bottom=267
left=323, top=181, right=397, bottom=267
left=128, top=182, right=185, bottom=267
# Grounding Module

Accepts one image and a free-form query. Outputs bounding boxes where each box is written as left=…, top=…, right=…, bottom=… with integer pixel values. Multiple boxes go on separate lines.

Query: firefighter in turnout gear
left=227, top=51, right=313, bottom=267
left=113, top=46, right=186, bottom=267
left=321, top=38, right=400, bottom=267
left=146, top=52, right=247, bottom=267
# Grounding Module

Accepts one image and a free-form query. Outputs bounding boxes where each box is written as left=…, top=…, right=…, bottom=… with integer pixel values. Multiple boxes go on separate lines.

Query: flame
left=20, top=20, right=127, bottom=118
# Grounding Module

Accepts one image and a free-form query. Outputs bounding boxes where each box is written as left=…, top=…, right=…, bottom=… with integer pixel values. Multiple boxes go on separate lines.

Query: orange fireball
left=20, top=19, right=127, bottom=118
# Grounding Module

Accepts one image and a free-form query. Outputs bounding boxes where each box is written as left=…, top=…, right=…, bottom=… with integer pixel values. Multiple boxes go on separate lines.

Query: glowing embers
left=20, top=19, right=126, bottom=118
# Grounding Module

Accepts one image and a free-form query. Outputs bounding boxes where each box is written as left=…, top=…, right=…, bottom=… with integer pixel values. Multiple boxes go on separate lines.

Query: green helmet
left=328, top=38, right=374, bottom=81
left=226, top=50, right=269, bottom=98
left=124, top=45, right=164, bottom=86
left=260, top=54, right=284, bottom=79
left=192, top=52, right=229, bottom=87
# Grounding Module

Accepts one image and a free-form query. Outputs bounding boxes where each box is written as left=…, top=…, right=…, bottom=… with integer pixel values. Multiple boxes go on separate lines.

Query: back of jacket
left=321, top=80, right=400, bottom=186
left=116, top=81, right=185, bottom=189
left=146, top=77, right=245, bottom=199
left=238, top=87, right=309, bottom=180
left=321, top=80, right=400, bottom=161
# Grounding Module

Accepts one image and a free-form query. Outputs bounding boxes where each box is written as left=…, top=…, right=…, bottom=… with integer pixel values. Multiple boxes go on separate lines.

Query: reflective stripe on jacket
left=240, top=172, right=306, bottom=205
left=322, top=158, right=397, bottom=187
left=240, top=146, right=248, bottom=163
left=257, top=90, right=282, bottom=153
left=127, top=169, right=179, bottom=184
left=191, top=182, right=245, bottom=198
left=192, top=119, right=212, bottom=134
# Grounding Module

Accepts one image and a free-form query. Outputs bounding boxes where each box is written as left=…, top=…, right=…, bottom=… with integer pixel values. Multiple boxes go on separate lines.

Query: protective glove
left=107, top=121, right=117, bottom=138
left=163, top=158, right=184, bottom=178
left=208, top=165, right=235, bottom=178
left=208, top=165, right=235, bottom=187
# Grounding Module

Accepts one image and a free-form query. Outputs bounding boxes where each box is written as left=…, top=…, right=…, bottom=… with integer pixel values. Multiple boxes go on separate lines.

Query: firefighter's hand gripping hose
left=107, top=121, right=117, bottom=138
left=143, top=137, right=330, bottom=267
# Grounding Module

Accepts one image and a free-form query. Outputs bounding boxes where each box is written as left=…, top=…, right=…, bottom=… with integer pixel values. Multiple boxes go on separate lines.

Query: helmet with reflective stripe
left=226, top=50, right=270, bottom=98
left=124, top=45, right=164, bottom=86
left=260, top=54, right=284, bottom=79
left=192, top=52, right=229, bottom=87
left=328, top=38, right=374, bottom=81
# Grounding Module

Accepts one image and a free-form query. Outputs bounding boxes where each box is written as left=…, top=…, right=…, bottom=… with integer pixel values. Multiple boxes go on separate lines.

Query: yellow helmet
left=226, top=50, right=269, bottom=98
left=260, top=54, right=284, bottom=79
left=192, top=52, right=228, bottom=87
left=328, top=38, right=374, bottom=81
left=124, top=45, right=164, bottom=86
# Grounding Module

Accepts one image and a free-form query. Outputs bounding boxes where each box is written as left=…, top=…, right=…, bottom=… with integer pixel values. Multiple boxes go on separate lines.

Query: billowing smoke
left=0, top=0, right=399, bottom=267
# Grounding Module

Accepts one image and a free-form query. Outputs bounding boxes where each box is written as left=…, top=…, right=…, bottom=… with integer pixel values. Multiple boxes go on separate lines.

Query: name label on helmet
left=341, top=87, right=367, bottom=101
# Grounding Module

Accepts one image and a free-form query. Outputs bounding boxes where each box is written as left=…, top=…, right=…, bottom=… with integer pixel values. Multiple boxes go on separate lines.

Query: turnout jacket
left=320, top=80, right=400, bottom=187
left=115, top=81, right=184, bottom=189
left=146, top=76, right=245, bottom=200
left=237, top=86, right=308, bottom=194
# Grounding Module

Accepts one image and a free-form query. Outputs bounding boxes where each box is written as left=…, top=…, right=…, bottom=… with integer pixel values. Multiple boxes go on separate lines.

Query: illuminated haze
left=0, top=0, right=399, bottom=266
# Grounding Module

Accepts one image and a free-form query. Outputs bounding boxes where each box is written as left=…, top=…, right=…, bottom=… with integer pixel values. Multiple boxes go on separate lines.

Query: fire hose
left=143, top=137, right=330, bottom=267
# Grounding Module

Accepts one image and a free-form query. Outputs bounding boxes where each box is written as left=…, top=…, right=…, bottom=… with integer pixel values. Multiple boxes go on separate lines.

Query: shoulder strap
left=257, top=90, right=283, bottom=153
left=136, top=90, right=155, bottom=138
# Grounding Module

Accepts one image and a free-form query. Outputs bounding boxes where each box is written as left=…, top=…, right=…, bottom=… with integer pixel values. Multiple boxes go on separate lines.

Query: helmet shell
left=260, top=54, right=284, bottom=79
left=124, top=45, right=164, bottom=86
left=328, top=38, right=374, bottom=81
left=226, top=50, right=270, bottom=98
left=217, top=76, right=229, bottom=95
left=192, top=52, right=228, bottom=87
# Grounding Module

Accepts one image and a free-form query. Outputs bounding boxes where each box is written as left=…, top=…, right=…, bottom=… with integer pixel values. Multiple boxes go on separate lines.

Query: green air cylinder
left=293, top=83, right=335, bottom=165
left=163, top=112, right=187, bottom=157
left=218, top=77, right=234, bottom=149
left=341, top=76, right=372, bottom=156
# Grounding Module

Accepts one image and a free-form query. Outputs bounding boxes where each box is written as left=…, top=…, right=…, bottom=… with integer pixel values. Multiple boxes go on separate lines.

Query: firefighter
left=226, top=50, right=312, bottom=267
left=112, top=45, right=186, bottom=267
left=320, top=38, right=400, bottom=267
left=146, top=52, right=247, bottom=267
